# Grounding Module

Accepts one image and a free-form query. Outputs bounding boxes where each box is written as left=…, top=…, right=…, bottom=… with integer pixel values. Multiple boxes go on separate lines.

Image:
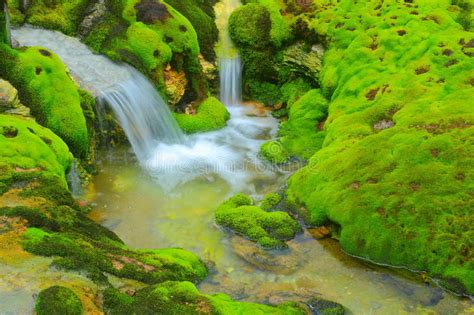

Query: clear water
left=90, top=144, right=473, bottom=315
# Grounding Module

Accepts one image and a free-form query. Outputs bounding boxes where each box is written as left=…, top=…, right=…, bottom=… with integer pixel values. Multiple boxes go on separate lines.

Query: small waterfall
left=12, top=26, right=185, bottom=164
left=216, top=0, right=242, bottom=106
left=98, top=73, right=185, bottom=162
left=219, top=57, right=242, bottom=106
left=67, top=160, right=83, bottom=198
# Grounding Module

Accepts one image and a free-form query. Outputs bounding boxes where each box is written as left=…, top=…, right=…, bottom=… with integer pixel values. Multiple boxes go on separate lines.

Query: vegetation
left=174, top=96, right=229, bottom=133
left=0, top=45, right=89, bottom=157
left=35, top=286, right=84, bottom=315
left=215, top=194, right=301, bottom=249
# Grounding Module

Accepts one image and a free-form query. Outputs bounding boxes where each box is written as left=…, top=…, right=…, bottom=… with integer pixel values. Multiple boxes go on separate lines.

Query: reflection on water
left=90, top=146, right=473, bottom=315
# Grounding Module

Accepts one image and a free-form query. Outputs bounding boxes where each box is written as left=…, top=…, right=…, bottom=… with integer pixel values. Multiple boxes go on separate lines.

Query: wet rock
left=281, top=42, right=323, bottom=83
left=373, top=119, right=394, bottom=131
left=231, top=237, right=300, bottom=274
left=306, top=297, right=345, bottom=315
left=78, top=0, right=108, bottom=37
left=0, top=79, right=20, bottom=111
left=165, top=65, right=188, bottom=106
left=308, top=226, right=331, bottom=239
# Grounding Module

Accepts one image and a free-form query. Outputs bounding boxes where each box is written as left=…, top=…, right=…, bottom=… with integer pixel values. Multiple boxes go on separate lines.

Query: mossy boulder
left=0, top=114, right=72, bottom=189
left=82, top=0, right=209, bottom=104
left=24, top=0, right=90, bottom=35
left=35, top=286, right=83, bottom=315
left=105, top=280, right=309, bottom=314
left=285, top=0, right=474, bottom=295
left=165, top=0, right=219, bottom=62
left=215, top=194, right=301, bottom=249
left=260, top=140, right=290, bottom=164
left=0, top=45, right=89, bottom=158
left=174, top=96, right=229, bottom=133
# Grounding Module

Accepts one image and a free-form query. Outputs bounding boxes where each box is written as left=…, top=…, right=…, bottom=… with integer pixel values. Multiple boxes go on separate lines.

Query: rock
left=77, top=0, right=108, bottom=37
left=308, top=226, right=331, bottom=239
left=0, top=79, right=20, bottom=111
left=199, top=54, right=217, bottom=82
left=164, top=65, right=188, bottom=106
left=281, top=42, right=323, bottom=83
left=231, top=237, right=300, bottom=274
left=373, top=119, right=394, bottom=131
left=306, top=297, right=345, bottom=315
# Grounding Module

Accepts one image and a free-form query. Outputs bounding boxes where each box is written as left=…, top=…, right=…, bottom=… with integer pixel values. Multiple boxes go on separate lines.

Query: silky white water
left=13, top=26, right=184, bottom=163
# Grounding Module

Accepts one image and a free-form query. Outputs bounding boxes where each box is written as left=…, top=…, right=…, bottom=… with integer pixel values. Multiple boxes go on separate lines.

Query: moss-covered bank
left=231, top=0, right=474, bottom=296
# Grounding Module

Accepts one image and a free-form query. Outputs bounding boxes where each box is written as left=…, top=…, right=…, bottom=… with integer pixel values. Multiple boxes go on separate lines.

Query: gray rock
left=78, top=0, right=108, bottom=38
left=281, top=42, right=323, bottom=83
left=0, top=79, right=20, bottom=111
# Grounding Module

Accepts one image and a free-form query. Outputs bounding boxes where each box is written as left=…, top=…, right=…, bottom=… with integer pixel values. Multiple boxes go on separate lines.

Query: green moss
left=105, top=281, right=308, bottom=314
left=259, top=193, right=282, bottom=211
left=83, top=0, right=209, bottom=103
left=285, top=0, right=474, bottom=295
left=0, top=114, right=72, bottom=187
left=174, top=96, right=229, bottom=133
left=215, top=194, right=301, bottom=249
left=279, top=89, right=328, bottom=160
left=165, top=0, right=219, bottom=61
left=35, top=286, right=83, bottom=315
left=22, top=227, right=208, bottom=284
left=6, top=0, right=25, bottom=25
left=24, top=0, right=90, bottom=35
left=0, top=45, right=89, bottom=158
left=229, top=3, right=272, bottom=49
left=260, top=141, right=289, bottom=164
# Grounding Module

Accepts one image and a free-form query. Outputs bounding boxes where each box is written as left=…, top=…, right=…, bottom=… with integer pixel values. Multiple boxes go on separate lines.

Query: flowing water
left=13, top=26, right=185, bottom=163
left=5, top=7, right=473, bottom=315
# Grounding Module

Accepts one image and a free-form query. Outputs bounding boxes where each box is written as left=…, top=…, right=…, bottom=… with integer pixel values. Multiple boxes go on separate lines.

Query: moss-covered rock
left=215, top=194, right=301, bottom=249
left=285, top=0, right=474, bottom=296
left=0, top=45, right=89, bottom=158
left=24, top=0, right=90, bottom=35
left=174, top=96, right=229, bottom=133
left=35, top=285, right=84, bottom=315
left=260, top=140, right=290, bottom=164
left=105, top=280, right=309, bottom=314
left=165, top=0, right=219, bottom=62
left=0, top=114, right=72, bottom=188
left=82, top=0, right=209, bottom=105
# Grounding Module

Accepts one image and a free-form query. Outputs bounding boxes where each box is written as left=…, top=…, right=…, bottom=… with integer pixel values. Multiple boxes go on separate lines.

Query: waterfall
left=67, top=160, right=83, bottom=198
left=12, top=26, right=185, bottom=164
left=98, top=73, right=185, bottom=162
left=219, top=57, right=242, bottom=106
left=216, top=0, right=242, bottom=106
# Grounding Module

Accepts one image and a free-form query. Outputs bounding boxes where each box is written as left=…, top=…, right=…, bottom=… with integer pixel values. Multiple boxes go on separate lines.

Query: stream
left=6, top=4, right=473, bottom=314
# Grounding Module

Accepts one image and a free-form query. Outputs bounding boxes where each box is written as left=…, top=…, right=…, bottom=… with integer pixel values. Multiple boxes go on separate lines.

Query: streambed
left=89, top=106, right=471, bottom=314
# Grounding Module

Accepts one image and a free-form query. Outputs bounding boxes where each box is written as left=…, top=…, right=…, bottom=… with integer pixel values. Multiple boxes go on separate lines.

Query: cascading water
left=12, top=26, right=185, bottom=163
left=1, top=0, right=11, bottom=46
left=217, top=0, right=242, bottom=106
left=13, top=9, right=282, bottom=194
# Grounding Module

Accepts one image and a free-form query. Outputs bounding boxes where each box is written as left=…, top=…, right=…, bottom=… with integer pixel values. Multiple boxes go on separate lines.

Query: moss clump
left=279, top=89, right=328, bottom=160
left=83, top=0, right=209, bottom=104
left=165, top=0, right=218, bottom=61
left=215, top=194, right=301, bottom=249
left=24, top=0, right=90, bottom=35
left=35, top=286, right=83, bottom=315
left=22, top=227, right=208, bottom=285
left=259, top=193, right=282, bottom=211
left=0, top=114, right=72, bottom=188
left=104, top=281, right=308, bottom=314
left=0, top=45, right=89, bottom=158
left=260, top=140, right=290, bottom=164
left=229, top=3, right=272, bottom=49
left=174, top=96, right=229, bottom=133
left=285, top=0, right=474, bottom=295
